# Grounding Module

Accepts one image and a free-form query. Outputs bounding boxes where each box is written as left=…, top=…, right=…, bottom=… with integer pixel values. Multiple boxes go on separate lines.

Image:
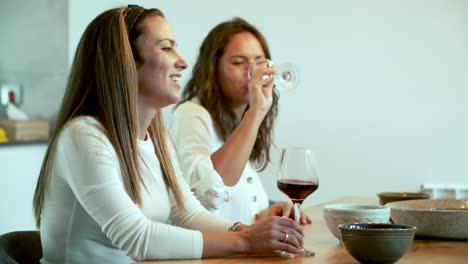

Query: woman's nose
left=245, top=64, right=253, bottom=79
left=177, top=56, right=188, bottom=70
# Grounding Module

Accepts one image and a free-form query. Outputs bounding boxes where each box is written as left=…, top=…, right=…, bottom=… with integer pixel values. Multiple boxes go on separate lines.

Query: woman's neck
left=137, top=101, right=157, bottom=140
left=232, top=104, right=248, bottom=122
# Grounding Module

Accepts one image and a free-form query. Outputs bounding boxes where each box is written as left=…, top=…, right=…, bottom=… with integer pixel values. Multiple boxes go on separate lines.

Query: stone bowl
left=323, top=204, right=391, bottom=241
left=339, top=223, right=416, bottom=264
left=377, top=192, right=430, bottom=205
left=387, top=199, right=468, bottom=240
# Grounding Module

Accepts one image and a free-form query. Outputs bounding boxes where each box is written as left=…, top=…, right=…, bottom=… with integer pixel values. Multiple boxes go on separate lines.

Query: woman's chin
left=150, top=96, right=178, bottom=110
left=164, top=95, right=181, bottom=108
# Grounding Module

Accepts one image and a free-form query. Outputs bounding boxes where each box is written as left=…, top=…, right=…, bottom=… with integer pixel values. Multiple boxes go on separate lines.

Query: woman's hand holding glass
left=255, top=202, right=312, bottom=225
left=235, top=216, right=304, bottom=255
left=247, top=61, right=275, bottom=119
left=250, top=58, right=300, bottom=92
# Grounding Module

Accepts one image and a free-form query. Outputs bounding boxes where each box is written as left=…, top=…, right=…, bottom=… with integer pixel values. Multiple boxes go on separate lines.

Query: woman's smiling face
left=135, top=15, right=187, bottom=109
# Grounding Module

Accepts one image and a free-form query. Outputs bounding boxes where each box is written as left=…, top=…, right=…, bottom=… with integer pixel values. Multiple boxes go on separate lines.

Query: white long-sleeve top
left=40, top=116, right=233, bottom=264
left=171, top=100, right=269, bottom=224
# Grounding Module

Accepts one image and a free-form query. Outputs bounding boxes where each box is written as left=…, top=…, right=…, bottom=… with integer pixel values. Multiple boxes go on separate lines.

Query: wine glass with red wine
left=277, top=147, right=318, bottom=257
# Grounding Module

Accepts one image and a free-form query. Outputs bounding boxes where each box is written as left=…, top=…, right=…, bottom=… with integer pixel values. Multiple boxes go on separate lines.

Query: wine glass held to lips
left=277, top=147, right=319, bottom=257
left=249, top=59, right=300, bottom=93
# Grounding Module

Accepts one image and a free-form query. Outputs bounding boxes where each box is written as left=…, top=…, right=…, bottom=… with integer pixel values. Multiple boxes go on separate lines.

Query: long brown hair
left=33, top=6, right=185, bottom=227
left=177, top=17, right=278, bottom=171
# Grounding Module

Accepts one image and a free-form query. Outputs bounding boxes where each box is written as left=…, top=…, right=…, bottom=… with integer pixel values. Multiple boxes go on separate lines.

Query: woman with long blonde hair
left=32, top=6, right=303, bottom=263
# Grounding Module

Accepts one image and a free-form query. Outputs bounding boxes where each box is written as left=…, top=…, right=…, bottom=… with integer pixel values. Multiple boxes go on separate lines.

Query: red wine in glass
left=277, top=147, right=318, bottom=257
left=277, top=179, right=319, bottom=204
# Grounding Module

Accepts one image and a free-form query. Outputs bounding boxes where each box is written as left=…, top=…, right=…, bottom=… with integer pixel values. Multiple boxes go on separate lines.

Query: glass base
left=279, top=248, right=315, bottom=258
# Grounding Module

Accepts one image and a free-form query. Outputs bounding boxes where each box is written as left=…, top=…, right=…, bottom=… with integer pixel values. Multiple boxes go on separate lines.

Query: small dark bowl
left=377, top=192, right=430, bottom=205
left=339, top=223, right=416, bottom=264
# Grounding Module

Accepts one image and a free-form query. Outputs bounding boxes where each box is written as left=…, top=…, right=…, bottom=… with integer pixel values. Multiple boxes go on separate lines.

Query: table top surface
left=137, top=196, right=468, bottom=264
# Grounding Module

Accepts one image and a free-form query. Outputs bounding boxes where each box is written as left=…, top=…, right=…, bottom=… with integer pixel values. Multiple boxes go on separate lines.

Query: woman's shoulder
left=174, top=99, right=206, bottom=113
left=62, top=116, right=104, bottom=134
left=174, top=100, right=211, bottom=120
left=58, top=116, right=108, bottom=145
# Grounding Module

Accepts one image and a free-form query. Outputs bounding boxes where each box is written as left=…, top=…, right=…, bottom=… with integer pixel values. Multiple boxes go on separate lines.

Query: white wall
left=68, top=0, right=468, bottom=209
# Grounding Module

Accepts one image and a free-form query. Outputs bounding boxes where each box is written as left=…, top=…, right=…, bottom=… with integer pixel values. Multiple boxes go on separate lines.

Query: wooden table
left=138, top=197, right=468, bottom=264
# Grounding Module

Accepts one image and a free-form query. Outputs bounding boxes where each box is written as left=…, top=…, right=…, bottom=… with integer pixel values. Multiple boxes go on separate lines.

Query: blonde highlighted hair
left=33, top=6, right=185, bottom=227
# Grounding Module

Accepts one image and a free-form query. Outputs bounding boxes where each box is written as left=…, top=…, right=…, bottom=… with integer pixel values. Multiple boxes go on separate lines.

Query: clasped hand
left=239, top=216, right=304, bottom=255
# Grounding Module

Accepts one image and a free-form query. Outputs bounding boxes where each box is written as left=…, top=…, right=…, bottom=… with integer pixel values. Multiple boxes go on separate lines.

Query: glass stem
left=294, top=203, right=301, bottom=223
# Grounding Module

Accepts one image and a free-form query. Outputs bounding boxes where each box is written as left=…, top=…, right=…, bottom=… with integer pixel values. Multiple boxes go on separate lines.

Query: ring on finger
left=281, top=232, right=289, bottom=243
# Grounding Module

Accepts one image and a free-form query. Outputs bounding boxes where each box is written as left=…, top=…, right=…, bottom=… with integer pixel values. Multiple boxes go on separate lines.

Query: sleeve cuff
left=189, top=156, right=230, bottom=210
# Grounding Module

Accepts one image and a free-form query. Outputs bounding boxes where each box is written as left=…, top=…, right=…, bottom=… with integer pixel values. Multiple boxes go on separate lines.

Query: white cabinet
left=0, top=143, right=47, bottom=234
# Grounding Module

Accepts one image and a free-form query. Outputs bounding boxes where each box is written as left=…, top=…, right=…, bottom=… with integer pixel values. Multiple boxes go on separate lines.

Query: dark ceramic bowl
left=377, top=192, right=430, bottom=205
left=339, top=223, right=416, bottom=264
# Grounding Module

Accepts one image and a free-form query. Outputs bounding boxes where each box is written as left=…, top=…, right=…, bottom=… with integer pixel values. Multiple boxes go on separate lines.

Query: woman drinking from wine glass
left=171, top=17, right=312, bottom=225
left=32, top=7, right=304, bottom=263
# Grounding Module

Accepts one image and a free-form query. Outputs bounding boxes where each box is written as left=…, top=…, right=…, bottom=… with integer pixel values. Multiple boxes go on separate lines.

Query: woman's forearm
left=210, top=109, right=264, bottom=186
left=201, top=232, right=247, bottom=257
left=201, top=217, right=303, bottom=257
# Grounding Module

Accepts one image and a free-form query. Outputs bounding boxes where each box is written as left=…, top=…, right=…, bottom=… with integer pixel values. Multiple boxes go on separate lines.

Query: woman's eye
left=232, top=61, right=243, bottom=65
left=255, top=59, right=267, bottom=66
left=162, top=47, right=172, bottom=52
